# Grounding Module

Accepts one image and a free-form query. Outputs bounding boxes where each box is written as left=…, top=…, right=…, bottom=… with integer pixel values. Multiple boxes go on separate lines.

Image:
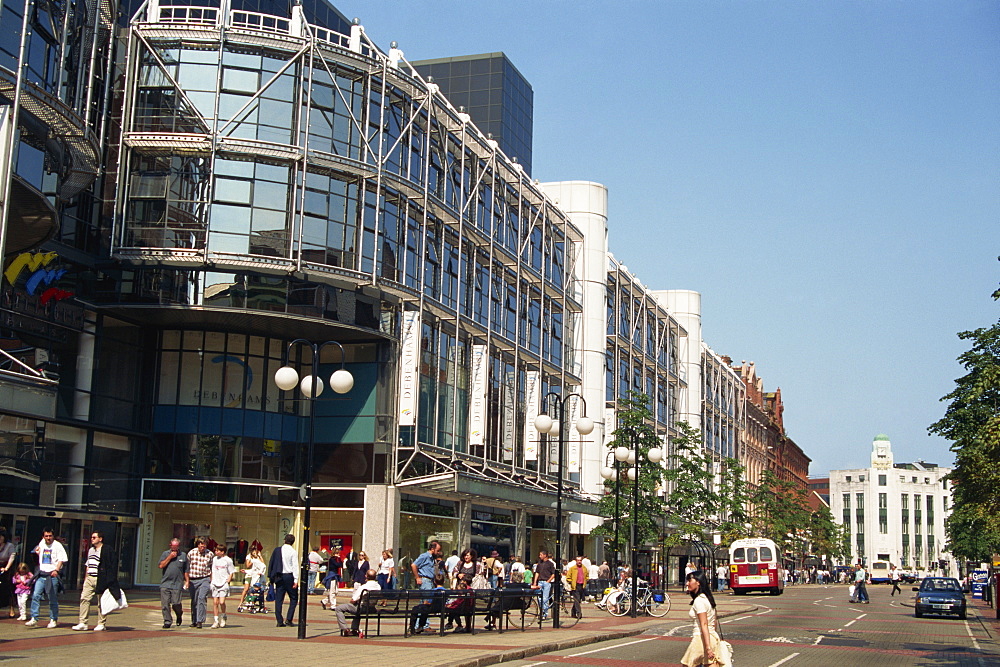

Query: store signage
left=502, top=370, right=515, bottom=461
left=469, top=345, right=488, bottom=447
left=971, top=569, right=988, bottom=599
left=398, top=310, right=420, bottom=426
left=524, top=371, right=539, bottom=461
left=567, top=389, right=580, bottom=474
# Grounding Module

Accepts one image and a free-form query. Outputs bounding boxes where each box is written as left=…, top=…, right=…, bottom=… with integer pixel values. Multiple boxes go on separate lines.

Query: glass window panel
left=176, top=63, right=218, bottom=92
left=215, top=159, right=255, bottom=178
left=181, top=49, right=219, bottom=64
left=222, top=51, right=261, bottom=70
left=255, top=163, right=288, bottom=183
left=253, top=180, right=288, bottom=209
left=214, top=177, right=251, bottom=204
left=208, top=231, right=250, bottom=254
left=251, top=207, right=286, bottom=232
left=210, top=204, right=251, bottom=234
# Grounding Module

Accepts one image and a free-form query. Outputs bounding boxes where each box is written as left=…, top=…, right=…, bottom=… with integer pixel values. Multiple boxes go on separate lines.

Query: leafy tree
left=806, top=505, right=850, bottom=564
left=748, top=469, right=811, bottom=554
left=928, top=283, right=1000, bottom=561
left=590, top=392, right=668, bottom=561
left=716, top=457, right=750, bottom=544
left=659, top=421, right=719, bottom=553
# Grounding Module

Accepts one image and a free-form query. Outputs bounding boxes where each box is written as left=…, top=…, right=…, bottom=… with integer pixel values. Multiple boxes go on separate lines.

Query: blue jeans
left=307, top=571, right=319, bottom=592
left=538, top=581, right=552, bottom=617
left=717, top=578, right=726, bottom=591
left=31, top=572, right=60, bottom=621
left=419, top=579, right=435, bottom=590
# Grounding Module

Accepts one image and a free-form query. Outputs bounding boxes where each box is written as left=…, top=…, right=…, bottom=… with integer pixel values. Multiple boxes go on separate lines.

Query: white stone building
left=829, top=435, right=954, bottom=575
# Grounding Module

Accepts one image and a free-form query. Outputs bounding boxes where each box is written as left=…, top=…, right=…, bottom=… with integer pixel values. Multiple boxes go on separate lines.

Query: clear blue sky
left=339, top=0, right=1000, bottom=476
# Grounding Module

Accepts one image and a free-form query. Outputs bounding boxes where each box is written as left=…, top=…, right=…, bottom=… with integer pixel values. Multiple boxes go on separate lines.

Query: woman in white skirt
left=680, top=570, right=727, bottom=666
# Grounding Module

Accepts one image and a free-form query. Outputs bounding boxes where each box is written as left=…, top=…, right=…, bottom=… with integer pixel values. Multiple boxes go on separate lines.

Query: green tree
left=716, top=457, right=750, bottom=544
left=662, top=421, right=719, bottom=548
left=590, top=392, right=668, bottom=560
left=928, top=284, right=1000, bottom=561
left=806, top=505, right=851, bottom=564
left=748, top=469, right=811, bottom=551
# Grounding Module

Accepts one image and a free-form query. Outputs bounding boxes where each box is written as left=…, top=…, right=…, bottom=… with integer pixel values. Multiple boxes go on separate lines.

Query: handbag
left=714, top=614, right=734, bottom=666
left=266, top=583, right=275, bottom=602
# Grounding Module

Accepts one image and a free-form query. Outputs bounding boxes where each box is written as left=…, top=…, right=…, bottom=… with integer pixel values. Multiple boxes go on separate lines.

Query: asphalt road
left=507, top=584, right=999, bottom=666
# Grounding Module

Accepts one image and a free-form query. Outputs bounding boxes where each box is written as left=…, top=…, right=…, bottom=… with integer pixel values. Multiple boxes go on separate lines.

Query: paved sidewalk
left=0, top=589, right=757, bottom=666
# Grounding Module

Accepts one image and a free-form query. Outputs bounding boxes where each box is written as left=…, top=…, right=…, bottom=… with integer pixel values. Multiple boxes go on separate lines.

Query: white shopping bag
left=848, top=584, right=855, bottom=600
left=100, top=589, right=128, bottom=615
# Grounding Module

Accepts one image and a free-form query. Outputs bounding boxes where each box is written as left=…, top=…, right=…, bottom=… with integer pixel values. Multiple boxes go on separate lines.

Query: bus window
left=760, top=546, right=773, bottom=561
left=733, top=548, right=746, bottom=563
left=747, top=548, right=758, bottom=563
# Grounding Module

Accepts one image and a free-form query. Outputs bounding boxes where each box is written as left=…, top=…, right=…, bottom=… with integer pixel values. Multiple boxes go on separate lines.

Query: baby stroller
left=238, top=580, right=268, bottom=614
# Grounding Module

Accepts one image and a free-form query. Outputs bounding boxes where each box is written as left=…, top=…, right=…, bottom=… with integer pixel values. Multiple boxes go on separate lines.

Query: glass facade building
left=413, top=53, right=533, bottom=175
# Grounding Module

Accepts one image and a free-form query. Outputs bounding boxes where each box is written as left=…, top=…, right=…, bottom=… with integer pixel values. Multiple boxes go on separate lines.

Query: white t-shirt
left=211, top=555, right=235, bottom=587
left=34, top=539, right=68, bottom=574
left=444, top=555, right=460, bottom=573
left=308, top=551, right=322, bottom=573
left=716, top=565, right=728, bottom=579
left=689, top=593, right=718, bottom=637
left=377, top=557, right=394, bottom=575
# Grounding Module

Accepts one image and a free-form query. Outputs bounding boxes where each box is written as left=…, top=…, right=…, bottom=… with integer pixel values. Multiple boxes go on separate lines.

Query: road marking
left=765, top=653, right=800, bottom=667
left=844, top=619, right=857, bottom=627
left=964, top=619, right=981, bottom=651
left=720, top=615, right=752, bottom=624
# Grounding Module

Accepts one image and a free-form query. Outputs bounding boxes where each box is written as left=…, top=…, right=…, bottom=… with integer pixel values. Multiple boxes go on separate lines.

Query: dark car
left=913, top=577, right=966, bottom=619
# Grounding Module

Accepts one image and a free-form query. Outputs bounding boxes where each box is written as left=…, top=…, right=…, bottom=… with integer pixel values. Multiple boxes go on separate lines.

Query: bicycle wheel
left=646, top=591, right=670, bottom=617
left=523, top=593, right=542, bottom=626
left=608, top=591, right=631, bottom=617
left=557, top=592, right=581, bottom=628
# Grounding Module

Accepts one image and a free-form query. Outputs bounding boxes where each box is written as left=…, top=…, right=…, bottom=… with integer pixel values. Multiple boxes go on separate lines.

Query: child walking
left=13, top=564, right=33, bottom=621
left=209, top=544, right=235, bottom=628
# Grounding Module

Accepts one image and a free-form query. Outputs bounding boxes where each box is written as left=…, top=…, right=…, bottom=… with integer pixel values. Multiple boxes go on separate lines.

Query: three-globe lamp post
left=534, top=393, right=594, bottom=629
left=273, top=339, right=354, bottom=639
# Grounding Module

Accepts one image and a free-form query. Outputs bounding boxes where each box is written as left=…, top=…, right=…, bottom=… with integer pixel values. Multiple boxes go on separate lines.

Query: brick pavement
left=0, top=589, right=758, bottom=667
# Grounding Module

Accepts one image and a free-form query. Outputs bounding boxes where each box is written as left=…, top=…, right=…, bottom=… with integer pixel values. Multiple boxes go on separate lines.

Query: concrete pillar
left=68, top=316, right=96, bottom=508
left=362, top=484, right=400, bottom=557
left=455, top=500, right=471, bottom=552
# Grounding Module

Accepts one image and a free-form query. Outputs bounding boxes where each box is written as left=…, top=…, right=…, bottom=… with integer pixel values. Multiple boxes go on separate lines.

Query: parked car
left=913, top=577, right=966, bottom=619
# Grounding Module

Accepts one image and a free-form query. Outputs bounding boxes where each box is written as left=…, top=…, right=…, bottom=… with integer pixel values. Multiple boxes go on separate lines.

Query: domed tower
left=871, top=434, right=893, bottom=470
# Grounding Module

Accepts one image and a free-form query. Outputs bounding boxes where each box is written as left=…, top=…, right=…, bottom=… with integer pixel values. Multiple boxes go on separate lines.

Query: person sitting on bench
left=410, top=572, right=446, bottom=634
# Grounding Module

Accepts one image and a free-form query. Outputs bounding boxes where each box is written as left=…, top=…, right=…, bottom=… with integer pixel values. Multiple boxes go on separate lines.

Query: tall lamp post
left=273, top=339, right=354, bottom=640
left=600, top=446, right=631, bottom=570
left=626, top=431, right=663, bottom=618
left=534, top=392, right=594, bottom=629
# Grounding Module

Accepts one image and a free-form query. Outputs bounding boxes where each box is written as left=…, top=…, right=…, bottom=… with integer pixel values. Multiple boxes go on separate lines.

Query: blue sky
left=340, top=1, right=1000, bottom=476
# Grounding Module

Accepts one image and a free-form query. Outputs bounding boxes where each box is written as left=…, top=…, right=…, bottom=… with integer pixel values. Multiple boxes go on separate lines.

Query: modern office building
left=413, top=53, right=533, bottom=175
left=829, top=435, right=953, bottom=574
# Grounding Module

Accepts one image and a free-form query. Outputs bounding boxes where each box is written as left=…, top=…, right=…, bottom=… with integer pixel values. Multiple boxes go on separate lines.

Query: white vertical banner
left=398, top=310, right=420, bottom=426
left=604, top=407, right=617, bottom=447
left=567, top=391, right=581, bottom=474
left=468, top=345, right=488, bottom=448
left=524, top=371, right=539, bottom=461
left=502, top=370, right=515, bottom=461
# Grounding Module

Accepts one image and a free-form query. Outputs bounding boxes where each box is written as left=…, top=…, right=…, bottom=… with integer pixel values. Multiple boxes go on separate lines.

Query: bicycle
left=523, top=586, right=582, bottom=628
left=607, top=584, right=670, bottom=617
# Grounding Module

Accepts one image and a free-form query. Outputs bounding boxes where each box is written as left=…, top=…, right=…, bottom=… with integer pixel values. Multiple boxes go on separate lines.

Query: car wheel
left=959, top=609, right=967, bottom=620
left=915, top=609, right=923, bottom=618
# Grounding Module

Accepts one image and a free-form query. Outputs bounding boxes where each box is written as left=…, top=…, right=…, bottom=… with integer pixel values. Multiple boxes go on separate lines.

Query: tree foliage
left=590, top=392, right=668, bottom=560
left=662, top=421, right=718, bottom=546
left=928, top=284, right=1000, bottom=561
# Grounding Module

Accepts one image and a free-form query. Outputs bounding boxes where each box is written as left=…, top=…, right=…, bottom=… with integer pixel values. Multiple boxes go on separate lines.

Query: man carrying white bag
left=72, top=531, right=125, bottom=631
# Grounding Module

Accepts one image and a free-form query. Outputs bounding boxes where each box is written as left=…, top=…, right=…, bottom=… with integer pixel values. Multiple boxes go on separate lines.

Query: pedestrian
left=307, top=546, right=323, bottom=594
left=533, top=550, right=556, bottom=620
left=268, top=533, right=299, bottom=627
left=353, top=551, right=371, bottom=588
left=485, top=551, right=502, bottom=588
left=566, top=555, right=587, bottom=618
left=335, top=568, right=380, bottom=637
left=0, top=529, right=16, bottom=618
left=183, top=537, right=213, bottom=628
left=72, top=531, right=120, bottom=632
left=376, top=549, right=395, bottom=605
left=13, top=563, right=32, bottom=621
left=681, top=569, right=730, bottom=666
left=25, top=527, right=67, bottom=628
left=238, top=547, right=266, bottom=609
left=157, top=538, right=187, bottom=628
left=716, top=562, right=729, bottom=592
left=889, top=564, right=902, bottom=597
left=209, top=543, right=235, bottom=628
left=597, top=560, right=611, bottom=583
left=853, top=565, right=870, bottom=604
left=444, top=550, right=461, bottom=587
left=411, top=540, right=442, bottom=590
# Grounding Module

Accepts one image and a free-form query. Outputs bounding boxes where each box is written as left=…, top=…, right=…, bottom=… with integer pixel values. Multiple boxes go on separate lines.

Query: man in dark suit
left=268, top=533, right=298, bottom=627
left=72, top=531, right=121, bottom=631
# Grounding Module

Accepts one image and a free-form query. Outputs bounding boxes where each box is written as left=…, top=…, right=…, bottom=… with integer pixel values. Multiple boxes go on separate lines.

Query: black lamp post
left=273, top=339, right=354, bottom=640
left=601, top=447, right=630, bottom=570
left=625, top=429, right=663, bottom=618
left=534, top=392, right=594, bottom=629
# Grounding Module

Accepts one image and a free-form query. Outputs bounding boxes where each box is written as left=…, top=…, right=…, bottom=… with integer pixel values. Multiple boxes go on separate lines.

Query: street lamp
left=273, top=338, right=354, bottom=640
left=600, top=446, right=632, bottom=570
left=626, top=434, right=662, bottom=618
left=534, top=392, right=594, bottom=629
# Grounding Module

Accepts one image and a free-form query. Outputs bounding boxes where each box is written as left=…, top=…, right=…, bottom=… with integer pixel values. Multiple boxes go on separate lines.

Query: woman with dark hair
left=453, top=548, right=479, bottom=585
left=680, top=570, right=728, bottom=666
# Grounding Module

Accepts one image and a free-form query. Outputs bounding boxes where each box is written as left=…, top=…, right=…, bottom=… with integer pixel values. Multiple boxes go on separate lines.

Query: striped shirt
left=86, top=546, right=101, bottom=576
left=187, top=547, right=213, bottom=578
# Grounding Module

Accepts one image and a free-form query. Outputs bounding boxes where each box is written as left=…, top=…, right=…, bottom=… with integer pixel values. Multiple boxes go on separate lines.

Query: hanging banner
left=524, top=371, right=539, bottom=461
left=469, top=345, right=488, bottom=447
left=567, top=391, right=581, bottom=474
left=604, top=407, right=616, bottom=447
left=502, top=370, right=515, bottom=461
left=398, top=310, right=420, bottom=426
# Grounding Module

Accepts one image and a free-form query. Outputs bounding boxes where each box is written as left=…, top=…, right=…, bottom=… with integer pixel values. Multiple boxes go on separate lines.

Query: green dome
left=874, top=434, right=890, bottom=441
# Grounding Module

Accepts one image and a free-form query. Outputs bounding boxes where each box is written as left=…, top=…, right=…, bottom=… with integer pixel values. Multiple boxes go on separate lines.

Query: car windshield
left=920, top=579, right=960, bottom=592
